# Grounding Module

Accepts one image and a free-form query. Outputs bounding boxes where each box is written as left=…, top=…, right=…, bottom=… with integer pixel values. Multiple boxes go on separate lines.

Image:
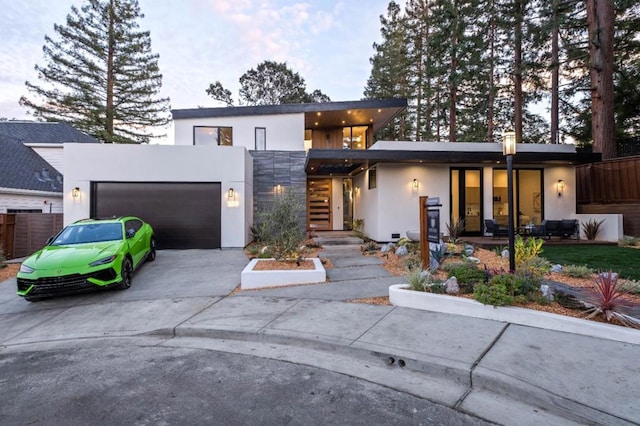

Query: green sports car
left=17, top=216, right=155, bottom=301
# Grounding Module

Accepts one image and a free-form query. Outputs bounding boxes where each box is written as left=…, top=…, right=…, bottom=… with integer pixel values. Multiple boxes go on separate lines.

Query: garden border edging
left=241, top=258, right=326, bottom=290
left=389, top=284, right=640, bottom=344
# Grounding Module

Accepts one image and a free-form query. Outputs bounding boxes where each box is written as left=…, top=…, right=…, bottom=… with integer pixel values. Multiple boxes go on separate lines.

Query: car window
left=125, top=219, right=143, bottom=236
left=51, top=223, right=123, bottom=245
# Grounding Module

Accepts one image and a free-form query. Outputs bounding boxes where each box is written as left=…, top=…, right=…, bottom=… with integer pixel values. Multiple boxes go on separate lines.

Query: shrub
left=619, top=235, right=640, bottom=247
left=352, top=218, right=364, bottom=232
left=620, top=279, right=640, bottom=294
left=406, top=267, right=428, bottom=292
left=514, top=235, right=544, bottom=266
left=430, top=244, right=448, bottom=266
left=403, top=253, right=422, bottom=271
left=255, top=190, right=306, bottom=261
left=517, top=256, right=551, bottom=279
left=446, top=218, right=465, bottom=243
left=582, top=271, right=640, bottom=328
left=361, top=241, right=379, bottom=254
left=582, top=218, right=605, bottom=240
left=562, top=264, right=593, bottom=278
left=474, top=282, right=514, bottom=306
left=447, top=263, right=486, bottom=293
left=0, top=245, right=6, bottom=269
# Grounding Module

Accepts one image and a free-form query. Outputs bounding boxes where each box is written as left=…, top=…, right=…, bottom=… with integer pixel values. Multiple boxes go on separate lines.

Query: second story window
left=255, top=127, right=266, bottom=150
left=194, top=126, right=233, bottom=146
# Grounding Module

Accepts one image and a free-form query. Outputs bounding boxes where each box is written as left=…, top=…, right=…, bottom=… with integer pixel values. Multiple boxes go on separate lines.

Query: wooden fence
left=576, top=156, right=640, bottom=204
left=0, top=213, right=63, bottom=259
left=576, top=156, right=640, bottom=236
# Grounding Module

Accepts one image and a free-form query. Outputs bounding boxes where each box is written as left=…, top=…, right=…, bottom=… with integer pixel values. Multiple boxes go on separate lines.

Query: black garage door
left=91, top=182, right=221, bottom=249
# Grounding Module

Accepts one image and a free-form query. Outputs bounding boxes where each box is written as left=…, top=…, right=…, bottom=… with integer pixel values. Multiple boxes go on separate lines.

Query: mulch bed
left=0, top=264, right=19, bottom=283
left=252, top=259, right=316, bottom=271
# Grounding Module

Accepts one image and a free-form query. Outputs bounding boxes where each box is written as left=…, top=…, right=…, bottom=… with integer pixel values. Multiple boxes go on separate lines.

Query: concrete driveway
left=0, top=249, right=248, bottom=344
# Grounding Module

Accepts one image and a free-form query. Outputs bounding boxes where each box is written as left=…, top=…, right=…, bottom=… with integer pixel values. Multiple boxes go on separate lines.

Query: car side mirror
left=126, top=229, right=135, bottom=238
left=46, top=236, right=54, bottom=245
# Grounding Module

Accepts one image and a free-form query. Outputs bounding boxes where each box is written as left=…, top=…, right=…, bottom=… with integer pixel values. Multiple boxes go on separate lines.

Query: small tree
left=257, top=189, right=306, bottom=261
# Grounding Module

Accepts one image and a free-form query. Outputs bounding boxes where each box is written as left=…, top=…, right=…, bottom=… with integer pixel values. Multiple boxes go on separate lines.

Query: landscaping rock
left=380, top=243, right=395, bottom=253
left=465, top=256, right=480, bottom=264
left=420, top=270, right=432, bottom=279
left=550, top=264, right=563, bottom=273
left=540, top=284, right=554, bottom=301
left=464, top=244, right=474, bottom=256
left=598, top=271, right=619, bottom=281
left=395, top=245, right=409, bottom=256
left=445, top=277, right=460, bottom=294
left=501, top=249, right=509, bottom=258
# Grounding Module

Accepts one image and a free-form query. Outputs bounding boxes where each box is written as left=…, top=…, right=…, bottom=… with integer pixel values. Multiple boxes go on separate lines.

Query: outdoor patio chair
left=484, top=219, right=508, bottom=239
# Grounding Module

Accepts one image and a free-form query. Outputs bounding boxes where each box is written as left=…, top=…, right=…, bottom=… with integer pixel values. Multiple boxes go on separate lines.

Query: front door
left=451, top=168, right=483, bottom=236
left=307, top=178, right=332, bottom=231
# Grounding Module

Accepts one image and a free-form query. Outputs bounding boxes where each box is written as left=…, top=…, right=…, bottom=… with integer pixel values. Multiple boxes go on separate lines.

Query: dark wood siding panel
left=576, top=156, right=640, bottom=203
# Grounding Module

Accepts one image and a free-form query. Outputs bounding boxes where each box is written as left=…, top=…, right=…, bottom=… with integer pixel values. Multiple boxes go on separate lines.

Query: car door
left=124, top=219, right=146, bottom=267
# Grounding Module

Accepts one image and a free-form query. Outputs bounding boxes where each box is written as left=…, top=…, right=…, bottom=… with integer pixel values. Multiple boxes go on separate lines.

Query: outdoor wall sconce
left=227, top=188, right=235, bottom=200
left=557, top=179, right=565, bottom=197
left=275, top=184, right=284, bottom=194
left=72, top=187, right=80, bottom=198
left=412, top=179, right=419, bottom=190
left=354, top=186, right=360, bottom=194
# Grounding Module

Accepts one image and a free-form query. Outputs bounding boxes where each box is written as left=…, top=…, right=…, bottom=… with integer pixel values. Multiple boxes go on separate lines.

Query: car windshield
left=51, top=223, right=123, bottom=245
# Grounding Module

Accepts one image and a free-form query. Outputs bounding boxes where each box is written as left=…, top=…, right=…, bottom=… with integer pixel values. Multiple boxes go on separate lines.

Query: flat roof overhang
left=305, top=148, right=601, bottom=176
left=303, top=99, right=407, bottom=134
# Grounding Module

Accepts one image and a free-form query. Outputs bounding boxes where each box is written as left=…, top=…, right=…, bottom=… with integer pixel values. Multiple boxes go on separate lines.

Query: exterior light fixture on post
left=502, top=130, right=516, bottom=272
left=72, top=187, right=80, bottom=198
left=227, top=188, right=235, bottom=200
left=557, top=179, right=565, bottom=197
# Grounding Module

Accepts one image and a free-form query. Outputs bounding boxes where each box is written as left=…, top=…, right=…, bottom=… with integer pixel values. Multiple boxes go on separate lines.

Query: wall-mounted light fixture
left=72, top=187, right=80, bottom=198
left=275, top=184, right=283, bottom=194
left=354, top=186, right=360, bottom=194
left=227, top=188, right=235, bottom=200
left=557, top=179, right=565, bottom=197
left=412, top=179, right=419, bottom=190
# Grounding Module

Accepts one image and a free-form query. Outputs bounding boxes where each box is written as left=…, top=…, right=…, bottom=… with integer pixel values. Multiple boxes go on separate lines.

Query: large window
left=193, top=126, right=233, bottom=146
left=342, top=126, right=368, bottom=149
left=492, top=169, right=543, bottom=227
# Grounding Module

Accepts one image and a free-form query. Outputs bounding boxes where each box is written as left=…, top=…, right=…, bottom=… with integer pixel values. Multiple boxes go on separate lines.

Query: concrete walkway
left=1, top=248, right=638, bottom=425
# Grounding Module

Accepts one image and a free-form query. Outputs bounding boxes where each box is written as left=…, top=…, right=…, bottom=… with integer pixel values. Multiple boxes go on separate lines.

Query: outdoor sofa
left=530, top=219, right=580, bottom=240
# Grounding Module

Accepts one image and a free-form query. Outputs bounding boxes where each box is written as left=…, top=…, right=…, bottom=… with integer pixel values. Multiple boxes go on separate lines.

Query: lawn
left=540, top=245, right=640, bottom=281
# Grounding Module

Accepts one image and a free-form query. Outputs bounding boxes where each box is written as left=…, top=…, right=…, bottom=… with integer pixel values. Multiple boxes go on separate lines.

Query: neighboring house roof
left=0, top=134, right=63, bottom=193
left=0, top=121, right=100, bottom=144
left=172, top=99, right=408, bottom=135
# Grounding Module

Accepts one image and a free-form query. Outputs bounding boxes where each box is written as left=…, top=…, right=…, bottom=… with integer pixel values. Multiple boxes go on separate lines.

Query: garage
left=91, top=182, right=221, bottom=249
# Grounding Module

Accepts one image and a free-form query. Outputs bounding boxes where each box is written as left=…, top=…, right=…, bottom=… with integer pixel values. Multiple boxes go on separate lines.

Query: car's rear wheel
left=148, top=237, right=156, bottom=262
left=120, top=257, right=133, bottom=289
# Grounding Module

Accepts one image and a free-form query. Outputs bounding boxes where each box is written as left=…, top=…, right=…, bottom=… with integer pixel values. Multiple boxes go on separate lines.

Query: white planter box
left=389, top=284, right=640, bottom=344
left=241, top=258, right=326, bottom=290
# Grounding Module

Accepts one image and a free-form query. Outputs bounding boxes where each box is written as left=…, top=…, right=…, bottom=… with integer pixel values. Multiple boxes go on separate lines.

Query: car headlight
left=19, top=264, right=35, bottom=274
left=89, top=255, right=117, bottom=267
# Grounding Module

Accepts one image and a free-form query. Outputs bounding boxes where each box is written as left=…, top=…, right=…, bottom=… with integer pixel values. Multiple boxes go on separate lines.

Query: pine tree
left=20, top=0, right=170, bottom=143
left=364, top=1, right=413, bottom=141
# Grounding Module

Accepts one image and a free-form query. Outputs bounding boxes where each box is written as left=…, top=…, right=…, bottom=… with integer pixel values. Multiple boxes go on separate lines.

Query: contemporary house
left=0, top=122, right=99, bottom=214
left=63, top=98, right=623, bottom=249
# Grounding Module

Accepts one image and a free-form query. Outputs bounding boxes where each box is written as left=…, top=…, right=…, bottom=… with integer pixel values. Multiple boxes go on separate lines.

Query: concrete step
left=314, top=236, right=364, bottom=246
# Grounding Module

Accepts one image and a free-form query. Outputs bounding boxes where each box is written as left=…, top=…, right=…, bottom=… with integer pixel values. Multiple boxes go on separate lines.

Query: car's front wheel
left=120, top=257, right=133, bottom=290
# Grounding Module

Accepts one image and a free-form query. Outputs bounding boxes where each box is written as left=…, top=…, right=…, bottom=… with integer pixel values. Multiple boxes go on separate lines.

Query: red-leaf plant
left=582, top=271, right=640, bottom=328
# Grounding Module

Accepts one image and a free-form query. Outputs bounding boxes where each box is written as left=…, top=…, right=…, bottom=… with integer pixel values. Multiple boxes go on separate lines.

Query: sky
left=0, top=0, right=400, bottom=138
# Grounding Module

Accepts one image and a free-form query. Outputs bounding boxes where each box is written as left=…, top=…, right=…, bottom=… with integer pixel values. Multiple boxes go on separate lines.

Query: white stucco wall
left=26, top=144, right=65, bottom=174
left=173, top=113, right=305, bottom=150
left=63, top=144, right=253, bottom=248
left=355, top=162, right=578, bottom=243
left=0, top=190, right=63, bottom=213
